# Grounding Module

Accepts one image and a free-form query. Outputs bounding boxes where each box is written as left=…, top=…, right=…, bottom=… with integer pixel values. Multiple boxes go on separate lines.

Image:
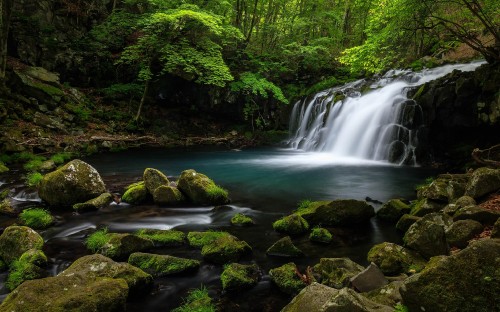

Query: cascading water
left=288, top=61, right=485, bottom=165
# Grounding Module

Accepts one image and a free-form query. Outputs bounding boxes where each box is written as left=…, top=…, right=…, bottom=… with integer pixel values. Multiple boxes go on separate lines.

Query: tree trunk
left=0, top=0, right=15, bottom=85
left=135, top=80, right=150, bottom=122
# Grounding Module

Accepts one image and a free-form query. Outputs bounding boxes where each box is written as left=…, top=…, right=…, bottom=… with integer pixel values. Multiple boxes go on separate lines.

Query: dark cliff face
left=409, top=63, right=500, bottom=168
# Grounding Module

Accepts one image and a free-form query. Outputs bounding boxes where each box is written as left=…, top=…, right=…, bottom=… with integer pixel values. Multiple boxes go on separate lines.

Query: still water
left=0, top=147, right=436, bottom=311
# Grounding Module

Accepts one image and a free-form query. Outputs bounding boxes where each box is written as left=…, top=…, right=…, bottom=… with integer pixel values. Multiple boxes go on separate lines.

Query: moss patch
left=0, top=226, right=44, bottom=265
left=18, top=208, right=53, bottom=230
left=122, top=181, right=149, bottom=204
left=221, top=263, right=260, bottom=291
left=201, top=235, right=252, bottom=264
left=128, top=252, right=199, bottom=277
left=135, top=229, right=186, bottom=246
left=273, top=214, right=309, bottom=235
left=309, top=227, right=332, bottom=244
left=231, top=213, right=254, bottom=226
left=172, top=286, right=216, bottom=312
left=269, top=262, right=306, bottom=295
left=187, top=231, right=230, bottom=248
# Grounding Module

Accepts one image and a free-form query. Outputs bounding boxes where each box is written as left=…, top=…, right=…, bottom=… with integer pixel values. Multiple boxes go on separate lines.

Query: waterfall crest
left=288, top=62, right=484, bottom=165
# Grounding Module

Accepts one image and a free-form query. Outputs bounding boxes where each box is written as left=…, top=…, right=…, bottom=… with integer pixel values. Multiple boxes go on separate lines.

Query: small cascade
left=288, top=62, right=484, bottom=165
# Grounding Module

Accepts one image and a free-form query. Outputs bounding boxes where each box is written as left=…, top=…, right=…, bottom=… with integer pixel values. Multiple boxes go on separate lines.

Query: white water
left=288, top=61, right=485, bottom=165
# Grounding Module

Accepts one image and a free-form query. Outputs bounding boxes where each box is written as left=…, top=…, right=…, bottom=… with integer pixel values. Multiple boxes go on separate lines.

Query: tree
left=0, top=0, right=15, bottom=85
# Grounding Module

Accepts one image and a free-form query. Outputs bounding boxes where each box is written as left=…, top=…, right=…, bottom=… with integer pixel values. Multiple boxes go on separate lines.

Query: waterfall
left=288, top=61, right=485, bottom=165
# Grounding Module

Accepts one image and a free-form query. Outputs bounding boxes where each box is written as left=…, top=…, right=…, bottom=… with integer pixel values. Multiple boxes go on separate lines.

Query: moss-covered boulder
left=377, top=199, right=411, bottom=222
left=187, top=231, right=230, bottom=248
left=269, top=262, right=307, bottom=295
left=403, top=219, right=449, bottom=259
left=266, top=236, right=304, bottom=257
left=455, top=195, right=476, bottom=206
left=73, top=192, right=113, bottom=212
left=0, top=198, right=16, bottom=216
left=0, top=225, right=44, bottom=265
left=230, top=213, right=254, bottom=226
left=143, top=168, right=170, bottom=194
left=273, top=214, right=309, bottom=235
left=313, top=258, right=364, bottom=289
left=453, top=205, right=500, bottom=224
left=201, top=234, right=252, bottom=264
left=0, top=162, right=9, bottom=173
left=322, top=287, right=393, bottom=312
left=492, top=218, right=500, bottom=238
left=309, top=227, right=333, bottom=244
left=395, top=214, right=421, bottom=233
left=177, top=169, right=229, bottom=205
left=417, top=180, right=449, bottom=202
left=152, top=185, right=186, bottom=206
left=465, top=167, right=500, bottom=199
left=365, top=281, right=405, bottom=307
left=99, top=233, right=154, bottom=260
left=19, top=249, right=48, bottom=267
left=221, top=263, right=260, bottom=291
left=402, top=239, right=500, bottom=312
left=128, top=252, right=199, bottom=277
left=61, top=254, right=153, bottom=295
left=367, top=242, right=426, bottom=275
left=6, top=258, right=46, bottom=291
left=297, top=199, right=375, bottom=226
left=135, top=229, right=186, bottom=247
left=38, top=159, right=106, bottom=207
left=410, top=198, right=445, bottom=217
left=122, top=181, right=149, bottom=204
left=445, top=219, right=483, bottom=248
left=282, top=282, right=339, bottom=312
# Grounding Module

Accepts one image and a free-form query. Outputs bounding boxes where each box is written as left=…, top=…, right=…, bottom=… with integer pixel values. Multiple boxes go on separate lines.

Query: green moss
left=50, top=152, right=72, bottom=165
left=23, top=159, right=44, bottom=172
left=0, top=162, right=9, bottom=173
left=135, top=229, right=186, bottom=246
left=295, top=200, right=329, bottom=215
left=273, top=214, right=309, bottom=235
left=201, top=235, right=252, bottom=264
left=128, top=252, right=200, bottom=277
left=6, top=259, right=44, bottom=291
left=19, top=208, right=53, bottom=230
left=266, top=236, right=304, bottom=257
left=309, top=227, right=332, bottom=244
left=206, top=184, right=229, bottom=202
left=122, top=181, right=148, bottom=204
left=297, top=199, right=312, bottom=211
left=415, top=177, right=435, bottom=191
left=230, top=213, right=254, bottom=226
left=19, top=249, right=48, bottom=267
left=187, top=231, right=230, bottom=248
left=85, top=228, right=111, bottom=253
left=172, top=286, right=216, bottom=312
left=394, top=303, right=409, bottom=312
left=269, top=262, right=306, bottom=295
left=26, top=172, right=44, bottom=187
left=177, top=169, right=230, bottom=205
left=221, top=263, right=260, bottom=291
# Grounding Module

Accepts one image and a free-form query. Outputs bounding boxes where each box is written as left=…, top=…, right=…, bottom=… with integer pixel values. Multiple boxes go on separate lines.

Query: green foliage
left=64, top=103, right=92, bottom=122
left=187, top=231, right=229, bottom=248
left=101, top=83, right=144, bottom=100
left=135, top=229, right=186, bottom=246
left=394, top=303, right=409, bottom=312
left=309, top=227, right=333, bottom=244
left=19, top=208, right=53, bottom=230
left=172, top=285, right=215, bottom=312
left=23, top=159, right=44, bottom=172
left=297, top=200, right=312, bottom=211
left=416, top=177, right=435, bottom=191
left=272, top=214, right=309, bottom=235
left=85, top=228, right=111, bottom=253
left=230, top=72, right=288, bottom=104
left=26, top=172, right=43, bottom=188
left=206, top=184, right=228, bottom=201
left=50, top=152, right=72, bottom=165
left=6, top=260, right=42, bottom=291
left=230, top=213, right=254, bottom=226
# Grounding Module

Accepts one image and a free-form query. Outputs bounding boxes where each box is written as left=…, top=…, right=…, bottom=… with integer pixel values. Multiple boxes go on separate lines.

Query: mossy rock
left=38, top=159, right=106, bottom=207
left=0, top=274, right=128, bottom=311
left=6, top=259, right=46, bottom=291
left=152, top=185, right=185, bottom=206
left=143, top=168, right=170, bottom=194
left=221, top=263, right=260, bottom=291
left=403, top=219, right=449, bottom=259
left=376, top=199, right=411, bottom=222
left=321, top=287, right=393, bottom=312
left=0, top=198, right=17, bottom=216
left=73, top=192, right=113, bottom=212
left=464, top=167, right=500, bottom=199
left=269, top=262, right=307, bottom=295
left=0, top=225, right=44, bottom=265
left=122, top=181, right=148, bottom=204
left=367, top=242, right=426, bottom=275
left=309, top=227, right=333, bottom=244
left=99, top=233, right=154, bottom=260
left=61, top=254, right=153, bottom=295
left=201, top=234, right=252, bottom=264
left=273, top=214, right=309, bottom=235
left=402, top=239, right=500, bottom=312
left=0, top=162, right=9, bottom=173
left=365, top=281, right=405, bottom=307
left=410, top=198, right=445, bottom=217
left=492, top=218, right=500, bottom=238
left=266, top=236, right=304, bottom=257
left=417, top=180, right=449, bottom=202
left=135, top=229, right=186, bottom=247
left=395, top=214, right=421, bottom=233
left=19, top=249, right=48, bottom=267
left=187, top=231, right=230, bottom=248
left=453, top=205, right=500, bottom=225
left=445, top=219, right=483, bottom=248
left=177, top=169, right=230, bottom=205
left=313, top=257, right=364, bottom=289
left=128, top=252, right=199, bottom=277
left=282, top=282, right=339, bottom=312
left=230, top=213, right=254, bottom=226
left=296, top=199, right=374, bottom=226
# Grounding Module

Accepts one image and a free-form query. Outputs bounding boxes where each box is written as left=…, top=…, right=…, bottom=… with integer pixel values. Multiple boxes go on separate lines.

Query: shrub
left=23, top=158, right=46, bottom=172
left=26, top=172, right=44, bottom=187
left=85, top=228, right=110, bottom=252
left=19, top=208, right=53, bottom=229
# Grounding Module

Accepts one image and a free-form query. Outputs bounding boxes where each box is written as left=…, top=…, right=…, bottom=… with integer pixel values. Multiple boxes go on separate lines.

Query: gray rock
left=266, top=236, right=304, bottom=257
left=453, top=205, right=500, bottom=225
left=367, top=242, right=426, bottom=275
left=376, top=199, right=411, bottom=222
left=465, top=167, right=500, bottom=198
left=492, top=218, right=500, bottom=238
left=313, top=258, right=364, bottom=289
left=282, top=283, right=339, bottom=312
left=403, top=219, right=449, bottom=259
left=350, top=263, right=388, bottom=293
left=322, top=288, right=394, bottom=312
left=143, top=168, right=169, bottom=194
left=445, top=219, right=483, bottom=248
left=297, top=199, right=375, bottom=226
left=395, top=214, right=421, bottom=233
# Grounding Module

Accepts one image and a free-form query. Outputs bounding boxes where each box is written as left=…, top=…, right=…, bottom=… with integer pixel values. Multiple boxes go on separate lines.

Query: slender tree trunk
left=135, top=80, right=149, bottom=122
left=0, top=0, right=14, bottom=86
left=112, top=0, right=118, bottom=12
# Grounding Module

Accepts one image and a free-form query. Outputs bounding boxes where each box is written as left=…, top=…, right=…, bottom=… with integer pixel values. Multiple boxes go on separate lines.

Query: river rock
left=187, top=231, right=230, bottom=248
left=402, top=238, right=500, bottom=312
left=38, top=159, right=106, bottom=207
left=230, top=213, right=255, bottom=226
left=403, top=218, right=449, bottom=259
left=309, top=227, right=333, bottom=244
left=143, top=168, right=169, bottom=194
left=153, top=185, right=185, bottom=206
left=272, top=214, right=309, bottom=235
left=365, top=281, right=405, bottom=307
left=135, top=229, right=186, bottom=247
left=201, top=234, right=251, bottom=264
left=73, top=192, right=113, bottom=212
left=0, top=225, right=44, bottom=265
left=266, top=236, right=304, bottom=257
left=367, top=242, right=426, bottom=275
left=313, top=257, right=364, bottom=289
left=376, top=199, right=411, bottom=222
left=322, top=287, right=394, bottom=312
left=417, top=179, right=449, bottom=202
left=282, top=282, right=339, bottom=312
left=98, top=233, right=154, bottom=260
left=220, top=263, right=260, bottom=291
left=410, top=198, right=445, bottom=217
left=128, top=252, right=199, bottom=277
left=177, top=169, right=230, bottom=205
left=453, top=205, right=500, bottom=224
left=122, top=181, right=149, bottom=204
left=395, top=214, right=420, bottom=232
left=297, top=199, right=375, bottom=226
left=464, top=167, right=500, bottom=198
left=350, top=263, right=388, bottom=293
left=269, top=262, right=307, bottom=295
left=445, top=219, right=483, bottom=248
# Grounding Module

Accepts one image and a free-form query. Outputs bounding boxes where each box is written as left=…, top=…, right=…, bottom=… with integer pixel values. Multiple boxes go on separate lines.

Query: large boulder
left=38, top=159, right=106, bottom=207
left=152, top=185, right=186, bottom=206
left=403, top=217, right=450, bottom=259
left=143, top=168, right=169, bottom=194
left=322, top=288, right=393, bottom=312
left=395, top=214, right=421, bottom=233
left=465, top=167, right=500, bottom=198
left=417, top=180, right=449, bottom=202
left=0, top=225, right=44, bottom=265
left=492, top=218, right=500, bottom=238
left=367, top=242, right=426, bottom=275
left=99, top=233, right=154, bottom=260
left=220, top=263, right=260, bottom=291
left=297, top=200, right=375, bottom=226
left=349, top=263, right=388, bottom=293
left=128, top=252, right=199, bottom=277
left=177, top=169, right=229, bottom=205
left=122, top=181, right=149, bottom=204
left=376, top=199, right=411, bottom=222
left=313, top=258, right=364, bottom=289
left=365, top=281, right=405, bottom=307
left=135, top=229, right=186, bottom=247
left=201, top=234, right=251, bottom=264
left=402, top=239, right=500, bottom=312
left=266, top=236, right=304, bottom=257
left=453, top=205, right=500, bottom=224
left=282, top=282, right=339, bottom=312
left=269, top=262, right=307, bottom=295
left=445, top=219, right=483, bottom=248
left=272, top=214, right=309, bottom=235
left=410, top=198, right=445, bottom=217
